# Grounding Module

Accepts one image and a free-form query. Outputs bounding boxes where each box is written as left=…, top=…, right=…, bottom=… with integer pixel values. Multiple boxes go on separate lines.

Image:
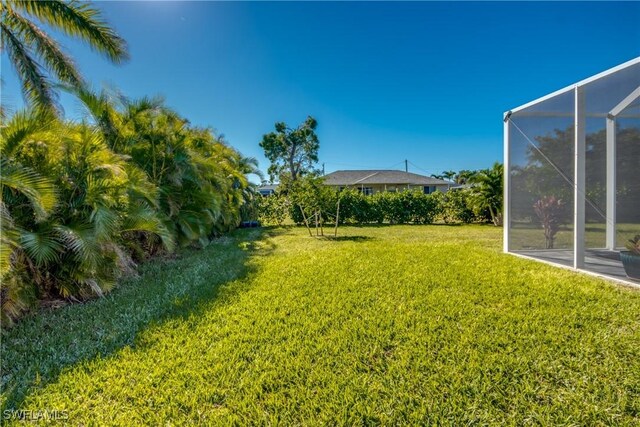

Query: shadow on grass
left=337, top=222, right=468, bottom=228
left=0, top=227, right=282, bottom=411
left=319, top=235, right=375, bottom=242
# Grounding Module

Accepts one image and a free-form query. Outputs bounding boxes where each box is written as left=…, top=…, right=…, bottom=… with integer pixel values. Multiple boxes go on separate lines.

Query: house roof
left=322, top=170, right=453, bottom=186
left=258, top=184, right=278, bottom=191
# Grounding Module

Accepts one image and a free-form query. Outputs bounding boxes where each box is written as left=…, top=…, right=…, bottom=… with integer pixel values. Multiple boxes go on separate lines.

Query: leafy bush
left=287, top=177, right=338, bottom=226
left=1, top=103, right=257, bottom=325
left=258, top=184, right=493, bottom=229
left=337, top=189, right=382, bottom=224
left=437, top=189, right=477, bottom=224
left=257, top=194, right=290, bottom=226
left=370, top=191, right=434, bottom=224
left=409, top=191, right=441, bottom=224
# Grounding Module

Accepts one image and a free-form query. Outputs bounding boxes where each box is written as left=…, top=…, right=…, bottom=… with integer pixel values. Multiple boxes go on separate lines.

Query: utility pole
left=405, top=159, right=408, bottom=173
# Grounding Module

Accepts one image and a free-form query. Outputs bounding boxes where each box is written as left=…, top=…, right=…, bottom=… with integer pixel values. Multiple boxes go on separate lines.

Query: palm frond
left=4, top=8, right=83, bottom=87
left=0, top=159, right=57, bottom=220
left=0, top=23, right=57, bottom=112
left=54, top=223, right=99, bottom=266
left=0, top=200, right=18, bottom=273
left=89, top=205, right=120, bottom=240
left=9, top=0, right=129, bottom=63
left=124, top=164, right=160, bottom=209
left=121, top=203, right=175, bottom=251
left=61, top=85, right=123, bottom=148
left=0, top=108, right=54, bottom=157
left=0, top=272, right=37, bottom=326
left=18, top=227, right=62, bottom=266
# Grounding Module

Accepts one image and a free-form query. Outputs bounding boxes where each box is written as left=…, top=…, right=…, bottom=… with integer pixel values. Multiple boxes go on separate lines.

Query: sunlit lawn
left=2, top=225, right=639, bottom=425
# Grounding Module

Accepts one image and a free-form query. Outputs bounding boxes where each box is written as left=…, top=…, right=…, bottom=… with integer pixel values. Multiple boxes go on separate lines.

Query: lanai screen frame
left=503, top=57, right=640, bottom=283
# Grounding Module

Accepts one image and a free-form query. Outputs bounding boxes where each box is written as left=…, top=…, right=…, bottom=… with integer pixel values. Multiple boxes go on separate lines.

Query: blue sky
left=2, top=1, right=639, bottom=179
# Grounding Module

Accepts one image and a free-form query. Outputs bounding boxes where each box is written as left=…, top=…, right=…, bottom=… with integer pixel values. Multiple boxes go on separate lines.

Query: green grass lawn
left=2, top=225, right=640, bottom=425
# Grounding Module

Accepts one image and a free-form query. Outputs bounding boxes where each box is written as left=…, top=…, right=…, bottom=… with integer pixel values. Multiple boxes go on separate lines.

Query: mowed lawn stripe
left=2, top=225, right=639, bottom=425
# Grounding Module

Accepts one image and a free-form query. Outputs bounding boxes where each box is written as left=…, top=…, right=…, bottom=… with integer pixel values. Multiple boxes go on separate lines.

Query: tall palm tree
left=0, top=0, right=128, bottom=112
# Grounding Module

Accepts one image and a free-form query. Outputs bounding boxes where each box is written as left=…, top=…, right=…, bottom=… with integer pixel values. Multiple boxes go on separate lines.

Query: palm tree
left=1, top=110, right=173, bottom=324
left=442, top=170, right=456, bottom=181
left=0, top=0, right=128, bottom=112
left=0, top=112, right=57, bottom=323
left=73, top=88, right=259, bottom=243
left=469, top=162, right=503, bottom=226
left=454, top=169, right=476, bottom=185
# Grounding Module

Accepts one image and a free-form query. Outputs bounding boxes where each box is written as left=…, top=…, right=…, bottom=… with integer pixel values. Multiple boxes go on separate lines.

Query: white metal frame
left=573, top=86, right=586, bottom=269
left=606, top=115, right=616, bottom=250
left=503, top=57, right=640, bottom=283
left=503, top=113, right=510, bottom=253
left=508, top=57, right=640, bottom=116
left=605, top=85, right=640, bottom=250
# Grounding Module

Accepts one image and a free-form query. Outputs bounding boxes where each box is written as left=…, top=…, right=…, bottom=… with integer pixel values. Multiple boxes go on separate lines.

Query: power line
left=322, top=159, right=406, bottom=171
left=407, top=160, right=436, bottom=176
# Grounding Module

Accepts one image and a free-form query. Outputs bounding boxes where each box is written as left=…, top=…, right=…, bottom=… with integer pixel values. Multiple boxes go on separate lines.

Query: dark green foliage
left=259, top=183, right=490, bottom=227
left=286, top=176, right=337, bottom=226
left=1, top=102, right=257, bottom=325
left=337, top=189, right=383, bottom=224
left=436, top=189, right=477, bottom=224
left=256, top=194, right=290, bottom=226
left=259, top=116, right=319, bottom=183
left=469, top=162, right=503, bottom=226
left=272, top=187, right=459, bottom=226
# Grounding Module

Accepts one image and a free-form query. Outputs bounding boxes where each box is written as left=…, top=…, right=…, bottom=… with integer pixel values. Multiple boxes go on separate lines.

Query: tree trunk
left=334, top=199, right=340, bottom=237
left=299, top=205, right=313, bottom=237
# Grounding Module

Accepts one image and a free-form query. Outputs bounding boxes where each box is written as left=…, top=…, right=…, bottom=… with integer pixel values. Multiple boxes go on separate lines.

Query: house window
left=359, top=187, right=373, bottom=196
left=423, top=186, right=437, bottom=194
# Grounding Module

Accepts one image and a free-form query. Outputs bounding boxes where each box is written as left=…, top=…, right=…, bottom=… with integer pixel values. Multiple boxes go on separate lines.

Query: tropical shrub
left=437, top=189, right=476, bottom=224
left=288, top=176, right=337, bottom=226
left=73, top=90, right=260, bottom=244
left=0, top=105, right=257, bottom=325
left=336, top=189, right=381, bottom=224
left=1, top=112, right=169, bottom=324
left=468, top=163, right=503, bottom=226
left=407, top=191, right=440, bottom=224
left=256, top=185, right=493, bottom=227
left=283, top=188, right=447, bottom=226
left=257, top=194, right=290, bottom=226
left=372, top=191, right=404, bottom=224
left=370, top=191, right=438, bottom=224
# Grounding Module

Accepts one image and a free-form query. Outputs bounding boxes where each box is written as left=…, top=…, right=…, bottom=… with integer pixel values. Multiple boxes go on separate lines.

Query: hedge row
left=1, top=105, right=256, bottom=325
left=258, top=188, right=490, bottom=226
